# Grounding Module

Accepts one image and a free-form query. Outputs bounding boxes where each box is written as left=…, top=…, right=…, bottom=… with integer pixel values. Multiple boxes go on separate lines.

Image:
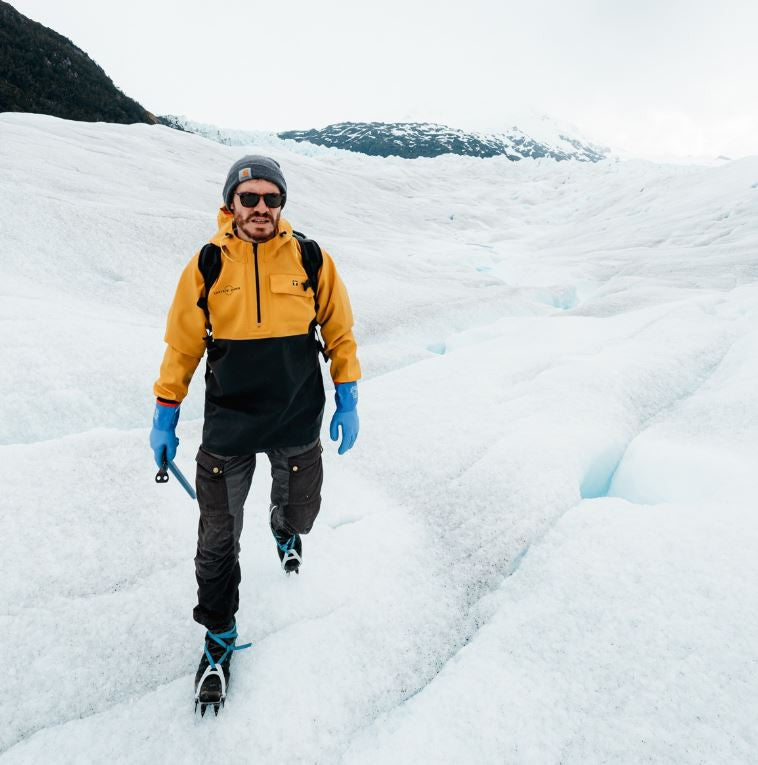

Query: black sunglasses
left=235, top=191, right=285, bottom=208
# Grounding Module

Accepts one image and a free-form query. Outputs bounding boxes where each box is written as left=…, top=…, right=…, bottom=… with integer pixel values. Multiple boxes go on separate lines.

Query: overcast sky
left=9, top=0, right=758, bottom=160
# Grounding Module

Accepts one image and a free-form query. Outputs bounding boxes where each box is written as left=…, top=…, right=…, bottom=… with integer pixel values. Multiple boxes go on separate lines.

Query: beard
left=233, top=206, right=281, bottom=243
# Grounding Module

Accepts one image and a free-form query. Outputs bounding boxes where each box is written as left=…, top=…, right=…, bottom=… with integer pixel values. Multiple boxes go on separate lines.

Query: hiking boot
left=194, top=621, right=251, bottom=715
left=276, top=532, right=302, bottom=574
left=270, top=505, right=302, bottom=575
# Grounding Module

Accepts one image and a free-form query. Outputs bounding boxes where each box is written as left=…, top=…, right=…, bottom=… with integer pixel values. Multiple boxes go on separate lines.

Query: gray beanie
left=223, top=155, right=287, bottom=209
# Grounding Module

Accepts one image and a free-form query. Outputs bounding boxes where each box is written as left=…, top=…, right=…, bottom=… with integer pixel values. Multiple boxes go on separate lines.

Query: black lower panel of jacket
left=202, top=334, right=325, bottom=455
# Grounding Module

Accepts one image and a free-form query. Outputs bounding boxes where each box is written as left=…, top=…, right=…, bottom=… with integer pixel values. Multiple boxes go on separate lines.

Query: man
left=149, top=155, right=361, bottom=714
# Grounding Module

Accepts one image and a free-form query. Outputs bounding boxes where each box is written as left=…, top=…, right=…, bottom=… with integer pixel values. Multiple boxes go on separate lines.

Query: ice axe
left=155, top=458, right=197, bottom=500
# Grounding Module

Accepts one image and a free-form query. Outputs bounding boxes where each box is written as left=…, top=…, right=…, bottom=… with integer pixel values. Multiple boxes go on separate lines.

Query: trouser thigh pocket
left=286, top=441, right=323, bottom=534
left=195, top=447, right=239, bottom=562
left=195, top=448, right=230, bottom=516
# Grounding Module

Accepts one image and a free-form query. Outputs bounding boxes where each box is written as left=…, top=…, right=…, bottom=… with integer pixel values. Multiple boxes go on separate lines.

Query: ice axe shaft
left=155, top=459, right=197, bottom=500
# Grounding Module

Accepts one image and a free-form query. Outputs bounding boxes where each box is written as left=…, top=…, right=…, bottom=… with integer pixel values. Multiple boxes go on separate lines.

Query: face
left=230, top=178, right=283, bottom=243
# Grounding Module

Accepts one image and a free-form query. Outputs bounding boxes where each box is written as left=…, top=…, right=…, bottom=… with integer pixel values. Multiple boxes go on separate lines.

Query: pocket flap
left=270, top=273, right=313, bottom=297
left=195, top=448, right=226, bottom=476
left=287, top=441, right=322, bottom=472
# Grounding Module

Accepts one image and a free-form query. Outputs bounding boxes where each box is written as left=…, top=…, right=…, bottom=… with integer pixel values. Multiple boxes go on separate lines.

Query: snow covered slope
left=1, top=112, right=757, bottom=763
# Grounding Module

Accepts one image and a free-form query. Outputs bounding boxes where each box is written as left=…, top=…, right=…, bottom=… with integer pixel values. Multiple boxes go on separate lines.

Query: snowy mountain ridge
left=159, top=114, right=612, bottom=162
left=278, top=120, right=610, bottom=161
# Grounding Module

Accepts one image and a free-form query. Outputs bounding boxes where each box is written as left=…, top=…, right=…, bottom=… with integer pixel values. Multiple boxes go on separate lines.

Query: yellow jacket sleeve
left=152, top=253, right=207, bottom=402
left=316, top=250, right=361, bottom=383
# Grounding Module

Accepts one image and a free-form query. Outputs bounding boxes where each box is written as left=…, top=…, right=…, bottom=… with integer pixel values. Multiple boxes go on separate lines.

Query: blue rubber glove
left=150, top=401, right=180, bottom=467
left=329, top=382, right=359, bottom=455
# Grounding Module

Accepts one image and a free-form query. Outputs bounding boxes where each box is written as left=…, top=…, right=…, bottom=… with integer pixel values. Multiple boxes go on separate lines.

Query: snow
left=1, top=112, right=757, bottom=763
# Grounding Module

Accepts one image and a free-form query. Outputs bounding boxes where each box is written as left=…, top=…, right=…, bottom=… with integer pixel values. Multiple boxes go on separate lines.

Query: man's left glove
left=329, top=382, right=359, bottom=455
left=150, top=401, right=180, bottom=467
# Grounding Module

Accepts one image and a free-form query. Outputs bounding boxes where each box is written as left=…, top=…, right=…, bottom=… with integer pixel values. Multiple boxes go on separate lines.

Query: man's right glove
left=150, top=401, right=180, bottom=467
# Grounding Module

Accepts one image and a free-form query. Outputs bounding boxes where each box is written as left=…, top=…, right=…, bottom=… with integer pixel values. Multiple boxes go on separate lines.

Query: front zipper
left=252, top=242, right=261, bottom=324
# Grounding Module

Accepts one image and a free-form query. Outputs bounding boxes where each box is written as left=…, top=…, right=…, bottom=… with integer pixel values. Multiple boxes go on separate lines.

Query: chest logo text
left=213, top=285, right=241, bottom=296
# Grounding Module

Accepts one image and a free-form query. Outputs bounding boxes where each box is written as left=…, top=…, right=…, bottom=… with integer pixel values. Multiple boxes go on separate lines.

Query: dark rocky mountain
left=0, top=0, right=153, bottom=124
left=278, top=121, right=610, bottom=162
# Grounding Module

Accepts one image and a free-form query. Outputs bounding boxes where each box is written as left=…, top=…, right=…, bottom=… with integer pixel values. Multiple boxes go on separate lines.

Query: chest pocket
left=270, top=273, right=315, bottom=297
left=269, top=273, right=315, bottom=334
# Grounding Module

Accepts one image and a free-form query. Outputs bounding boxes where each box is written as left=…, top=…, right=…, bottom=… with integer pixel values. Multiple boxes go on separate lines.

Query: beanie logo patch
left=238, top=167, right=252, bottom=182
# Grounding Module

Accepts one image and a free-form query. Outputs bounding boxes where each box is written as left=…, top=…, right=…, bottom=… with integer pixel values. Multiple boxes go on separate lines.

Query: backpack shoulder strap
left=292, top=230, right=327, bottom=360
left=292, top=230, right=323, bottom=300
left=196, top=243, right=222, bottom=336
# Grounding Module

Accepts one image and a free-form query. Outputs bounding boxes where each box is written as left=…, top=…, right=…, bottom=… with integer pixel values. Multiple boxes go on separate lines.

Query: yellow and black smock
left=153, top=208, right=361, bottom=455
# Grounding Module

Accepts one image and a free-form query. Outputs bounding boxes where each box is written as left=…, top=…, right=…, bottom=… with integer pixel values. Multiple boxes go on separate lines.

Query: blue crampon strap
left=276, top=534, right=297, bottom=553
left=204, top=624, right=253, bottom=669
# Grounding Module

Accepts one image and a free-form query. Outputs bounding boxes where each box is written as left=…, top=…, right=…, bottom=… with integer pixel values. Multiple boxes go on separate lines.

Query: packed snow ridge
left=1, top=112, right=757, bottom=763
